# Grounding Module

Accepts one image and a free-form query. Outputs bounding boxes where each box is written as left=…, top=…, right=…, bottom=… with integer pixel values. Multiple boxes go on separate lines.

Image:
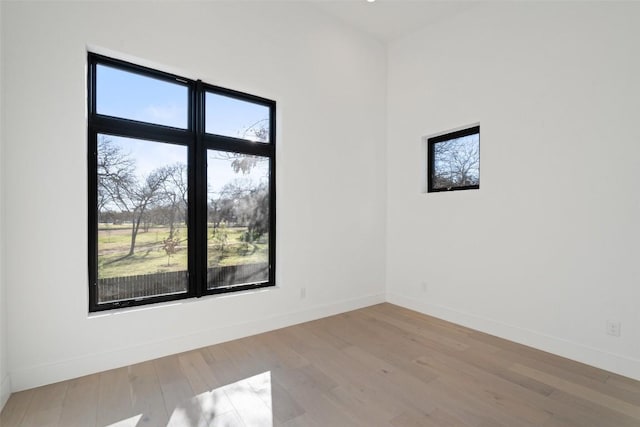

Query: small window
left=427, top=125, right=480, bottom=192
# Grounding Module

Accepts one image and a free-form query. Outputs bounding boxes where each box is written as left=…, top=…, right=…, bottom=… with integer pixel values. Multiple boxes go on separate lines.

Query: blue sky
left=98, top=134, right=187, bottom=181
left=97, top=64, right=270, bottom=139
left=97, top=64, right=269, bottom=200
left=206, top=93, right=270, bottom=142
left=97, top=64, right=189, bottom=128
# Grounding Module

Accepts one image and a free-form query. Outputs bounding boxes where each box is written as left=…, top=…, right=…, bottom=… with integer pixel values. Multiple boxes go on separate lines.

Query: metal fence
left=98, top=262, right=269, bottom=303
left=207, top=262, right=269, bottom=289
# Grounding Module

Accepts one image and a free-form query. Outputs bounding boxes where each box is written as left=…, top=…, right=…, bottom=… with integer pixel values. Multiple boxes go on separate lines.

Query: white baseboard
left=11, top=290, right=640, bottom=392
left=387, top=292, right=640, bottom=381
left=10, top=293, right=386, bottom=392
left=0, top=374, right=10, bottom=413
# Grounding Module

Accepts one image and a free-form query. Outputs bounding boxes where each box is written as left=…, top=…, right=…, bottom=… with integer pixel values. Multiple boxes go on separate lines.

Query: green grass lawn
left=98, top=224, right=268, bottom=278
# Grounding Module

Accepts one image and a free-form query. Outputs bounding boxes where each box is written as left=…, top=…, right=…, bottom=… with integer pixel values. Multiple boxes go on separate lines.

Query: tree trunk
left=168, top=207, right=176, bottom=239
left=128, top=215, right=142, bottom=256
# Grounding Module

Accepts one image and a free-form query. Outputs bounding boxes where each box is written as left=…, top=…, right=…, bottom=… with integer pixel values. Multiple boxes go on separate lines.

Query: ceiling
left=312, top=0, right=477, bottom=43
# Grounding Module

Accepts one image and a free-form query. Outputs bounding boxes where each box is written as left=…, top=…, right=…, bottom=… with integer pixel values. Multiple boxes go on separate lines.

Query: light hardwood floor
left=2, top=303, right=640, bottom=426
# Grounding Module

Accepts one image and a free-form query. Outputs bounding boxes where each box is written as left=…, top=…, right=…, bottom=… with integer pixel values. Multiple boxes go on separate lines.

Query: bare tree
left=210, top=121, right=269, bottom=173
left=433, top=136, right=479, bottom=188
left=159, top=163, right=188, bottom=238
left=210, top=178, right=268, bottom=243
left=97, top=137, right=135, bottom=214
left=236, top=184, right=268, bottom=243
left=97, top=138, right=177, bottom=258
left=208, top=147, right=269, bottom=243
left=240, top=118, right=269, bottom=142
left=125, top=166, right=175, bottom=257
left=162, top=232, right=180, bottom=266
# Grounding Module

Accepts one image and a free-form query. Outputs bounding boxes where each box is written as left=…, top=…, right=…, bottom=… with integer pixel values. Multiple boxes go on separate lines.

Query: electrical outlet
left=606, top=320, right=621, bottom=337
left=300, top=287, right=306, bottom=299
left=421, top=281, right=428, bottom=292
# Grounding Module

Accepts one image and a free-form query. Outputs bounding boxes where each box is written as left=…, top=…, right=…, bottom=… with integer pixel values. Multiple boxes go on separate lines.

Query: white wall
left=3, top=1, right=387, bottom=391
left=0, top=0, right=11, bottom=411
left=387, top=2, right=640, bottom=379
left=6, top=0, right=638, bottom=398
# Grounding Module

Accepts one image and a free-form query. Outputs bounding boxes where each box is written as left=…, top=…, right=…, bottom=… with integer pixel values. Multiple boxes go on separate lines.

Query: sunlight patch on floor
left=167, top=371, right=273, bottom=426
left=106, top=414, right=142, bottom=427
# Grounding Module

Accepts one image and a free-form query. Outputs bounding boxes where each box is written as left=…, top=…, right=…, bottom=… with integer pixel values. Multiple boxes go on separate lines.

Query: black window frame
left=88, top=53, right=276, bottom=312
left=427, top=125, right=480, bottom=193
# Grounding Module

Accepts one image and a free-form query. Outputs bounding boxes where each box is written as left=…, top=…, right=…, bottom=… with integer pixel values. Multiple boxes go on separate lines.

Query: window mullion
left=90, top=116, right=194, bottom=146
left=202, top=136, right=274, bottom=158
left=193, top=81, right=207, bottom=297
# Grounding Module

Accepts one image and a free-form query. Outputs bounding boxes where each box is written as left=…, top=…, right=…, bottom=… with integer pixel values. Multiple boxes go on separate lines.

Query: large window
left=88, top=53, right=276, bottom=312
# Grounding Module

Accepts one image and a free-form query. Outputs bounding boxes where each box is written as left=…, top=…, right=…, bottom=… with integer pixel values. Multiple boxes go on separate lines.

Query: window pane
left=97, top=134, right=189, bottom=303
left=432, top=132, right=480, bottom=189
left=205, top=92, right=270, bottom=142
left=96, top=64, right=188, bottom=129
left=207, top=150, right=270, bottom=289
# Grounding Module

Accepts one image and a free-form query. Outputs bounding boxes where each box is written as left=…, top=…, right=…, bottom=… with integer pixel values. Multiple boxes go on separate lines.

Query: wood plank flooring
left=2, top=303, right=640, bottom=426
